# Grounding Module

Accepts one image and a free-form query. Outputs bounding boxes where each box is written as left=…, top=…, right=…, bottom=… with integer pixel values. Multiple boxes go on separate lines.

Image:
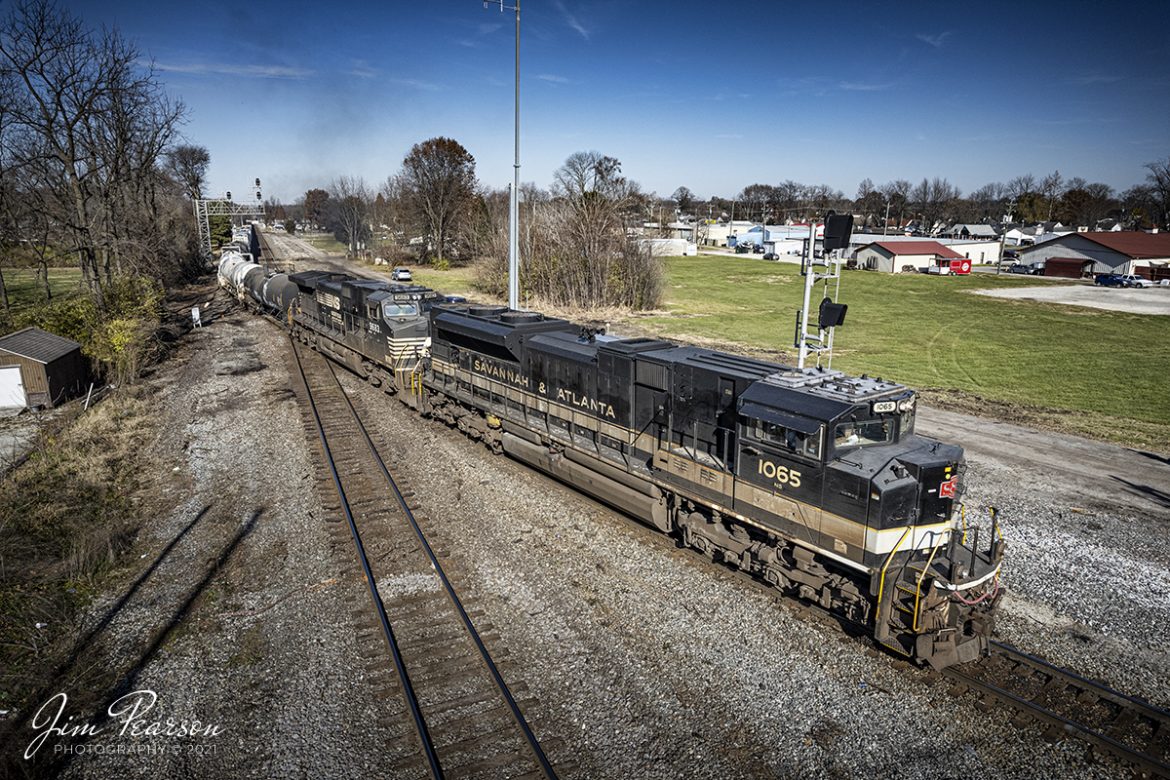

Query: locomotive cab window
left=382, top=301, right=419, bottom=321
left=899, top=407, right=916, bottom=437
left=747, top=420, right=822, bottom=460
left=833, top=419, right=893, bottom=451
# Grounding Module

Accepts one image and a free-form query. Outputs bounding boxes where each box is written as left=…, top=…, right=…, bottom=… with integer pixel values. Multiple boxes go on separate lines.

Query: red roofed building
left=1019, top=231, right=1170, bottom=279
left=854, top=240, right=968, bottom=274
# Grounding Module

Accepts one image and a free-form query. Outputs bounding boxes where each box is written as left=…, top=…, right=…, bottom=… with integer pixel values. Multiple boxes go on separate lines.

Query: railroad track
left=572, top=490, right=1170, bottom=776
left=289, top=336, right=560, bottom=780
left=942, top=641, right=1170, bottom=777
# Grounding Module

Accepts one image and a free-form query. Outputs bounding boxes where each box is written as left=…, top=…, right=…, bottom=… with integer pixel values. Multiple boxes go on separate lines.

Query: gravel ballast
left=337, top=365, right=1158, bottom=779
left=17, top=307, right=389, bottom=779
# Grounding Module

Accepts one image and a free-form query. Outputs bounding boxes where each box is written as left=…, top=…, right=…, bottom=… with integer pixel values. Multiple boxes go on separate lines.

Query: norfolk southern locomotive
left=219, top=241, right=1004, bottom=669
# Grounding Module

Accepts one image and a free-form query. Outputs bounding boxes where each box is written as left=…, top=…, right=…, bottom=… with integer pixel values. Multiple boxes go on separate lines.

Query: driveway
left=970, top=283, right=1170, bottom=315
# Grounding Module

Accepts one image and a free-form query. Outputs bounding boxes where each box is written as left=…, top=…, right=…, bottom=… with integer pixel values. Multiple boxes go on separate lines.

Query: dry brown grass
left=0, top=389, right=152, bottom=703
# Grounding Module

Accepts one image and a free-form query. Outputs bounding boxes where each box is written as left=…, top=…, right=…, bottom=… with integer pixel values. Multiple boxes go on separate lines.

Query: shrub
left=15, top=276, right=163, bottom=385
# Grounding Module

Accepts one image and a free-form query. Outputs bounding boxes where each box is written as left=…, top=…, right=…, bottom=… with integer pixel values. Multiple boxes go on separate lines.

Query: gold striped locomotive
left=422, top=304, right=1003, bottom=669
left=225, top=258, right=1004, bottom=669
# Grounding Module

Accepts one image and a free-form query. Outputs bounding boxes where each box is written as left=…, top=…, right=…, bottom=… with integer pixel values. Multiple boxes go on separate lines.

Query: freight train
left=217, top=244, right=1005, bottom=669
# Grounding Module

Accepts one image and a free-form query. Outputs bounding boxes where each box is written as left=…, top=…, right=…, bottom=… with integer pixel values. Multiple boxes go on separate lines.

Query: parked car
left=1007, top=263, right=1033, bottom=274
left=1119, top=274, right=1150, bottom=288
left=391, top=267, right=412, bottom=282
left=762, top=252, right=778, bottom=260
left=1094, top=274, right=1128, bottom=288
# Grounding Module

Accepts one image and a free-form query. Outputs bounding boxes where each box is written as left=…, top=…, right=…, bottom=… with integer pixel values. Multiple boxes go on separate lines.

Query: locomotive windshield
left=382, top=301, right=419, bottom=319
left=833, top=419, right=894, bottom=451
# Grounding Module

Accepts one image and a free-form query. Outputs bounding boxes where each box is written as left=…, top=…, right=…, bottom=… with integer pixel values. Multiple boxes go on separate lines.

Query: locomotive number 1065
left=758, top=459, right=803, bottom=489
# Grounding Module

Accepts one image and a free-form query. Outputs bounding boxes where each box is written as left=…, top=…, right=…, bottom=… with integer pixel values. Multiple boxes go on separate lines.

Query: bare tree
left=1039, top=170, right=1064, bottom=221
left=491, top=150, right=663, bottom=309
left=328, top=175, right=371, bottom=256
left=1144, top=156, right=1170, bottom=229
left=737, top=183, right=774, bottom=223
left=166, top=144, right=210, bottom=201
left=880, top=180, right=911, bottom=231
left=1005, top=174, right=1036, bottom=204
left=0, top=0, right=186, bottom=306
left=967, top=182, right=1006, bottom=223
left=399, top=136, right=477, bottom=265
left=855, top=178, right=882, bottom=227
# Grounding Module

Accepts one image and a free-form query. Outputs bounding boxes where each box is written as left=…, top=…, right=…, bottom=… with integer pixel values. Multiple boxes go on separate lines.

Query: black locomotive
left=223, top=256, right=1004, bottom=669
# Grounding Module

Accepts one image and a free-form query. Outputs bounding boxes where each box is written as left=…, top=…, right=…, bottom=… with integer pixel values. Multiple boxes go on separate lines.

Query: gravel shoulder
left=8, top=296, right=387, bottom=778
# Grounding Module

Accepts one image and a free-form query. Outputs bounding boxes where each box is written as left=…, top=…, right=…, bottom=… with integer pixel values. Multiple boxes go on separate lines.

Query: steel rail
left=943, top=644, right=1169, bottom=778
left=992, top=640, right=1170, bottom=723
left=324, top=359, right=559, bottom=780
left=290, top=337, right=444, bottom=779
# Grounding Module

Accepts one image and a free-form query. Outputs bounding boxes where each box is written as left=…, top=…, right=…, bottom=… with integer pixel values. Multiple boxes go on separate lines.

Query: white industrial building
left=848, top=233, right=1002, bottom=265
left=640, top=238, right=698, bottom=256
left=854, top=240, right=967, bottom=273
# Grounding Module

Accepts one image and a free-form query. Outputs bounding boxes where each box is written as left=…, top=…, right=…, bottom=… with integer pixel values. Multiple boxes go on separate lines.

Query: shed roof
left=1072, top=231, right=1170, bottom=259
left=864, top=240, right=965, bottom=259
left=0, top=327, right=82, bottom=364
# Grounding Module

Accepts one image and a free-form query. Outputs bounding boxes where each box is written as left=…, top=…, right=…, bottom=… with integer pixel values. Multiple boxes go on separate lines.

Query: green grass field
left=299, top=232, right=349, bottom=254
left=624, top=256, right=1169, bottom=448
left=2, top=267, right=85, bottom=315
left=409, top=265, right=479, bottom=299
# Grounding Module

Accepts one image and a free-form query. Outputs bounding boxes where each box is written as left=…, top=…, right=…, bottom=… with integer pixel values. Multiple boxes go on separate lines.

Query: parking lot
left=971, top=283, right=1170, bottom=315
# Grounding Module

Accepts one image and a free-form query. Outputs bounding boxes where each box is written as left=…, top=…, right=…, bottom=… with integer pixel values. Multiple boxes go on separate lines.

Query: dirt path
left=917, top=406, right=1170, bottom=515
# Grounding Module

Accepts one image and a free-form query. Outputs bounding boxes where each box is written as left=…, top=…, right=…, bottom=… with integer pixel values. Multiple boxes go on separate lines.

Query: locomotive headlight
left=897, top=398, right=915, bottom=412
left=872, top=401, right=896, bottom=413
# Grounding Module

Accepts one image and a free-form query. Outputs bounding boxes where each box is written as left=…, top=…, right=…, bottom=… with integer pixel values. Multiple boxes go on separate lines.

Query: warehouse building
left=1018, top=232, right=1170, bottom=279
left=854, top=240, right=967, bottom=273
left=848, top=233, right=1002, bottom=265
left=0, top=327, right=90, bottom=409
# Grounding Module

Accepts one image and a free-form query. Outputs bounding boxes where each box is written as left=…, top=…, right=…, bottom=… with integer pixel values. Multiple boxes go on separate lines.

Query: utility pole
left=484, top=0, right=521, bottom=310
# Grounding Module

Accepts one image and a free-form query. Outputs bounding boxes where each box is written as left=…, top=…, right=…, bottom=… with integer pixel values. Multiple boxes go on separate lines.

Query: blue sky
left=62, top=0, right=1170, bottom=204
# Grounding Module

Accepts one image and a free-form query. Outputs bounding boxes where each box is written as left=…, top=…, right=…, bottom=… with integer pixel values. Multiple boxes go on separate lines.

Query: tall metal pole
left=483, top=1, right=521, bottom=309
left=510, top=0, right=520, bottom=310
